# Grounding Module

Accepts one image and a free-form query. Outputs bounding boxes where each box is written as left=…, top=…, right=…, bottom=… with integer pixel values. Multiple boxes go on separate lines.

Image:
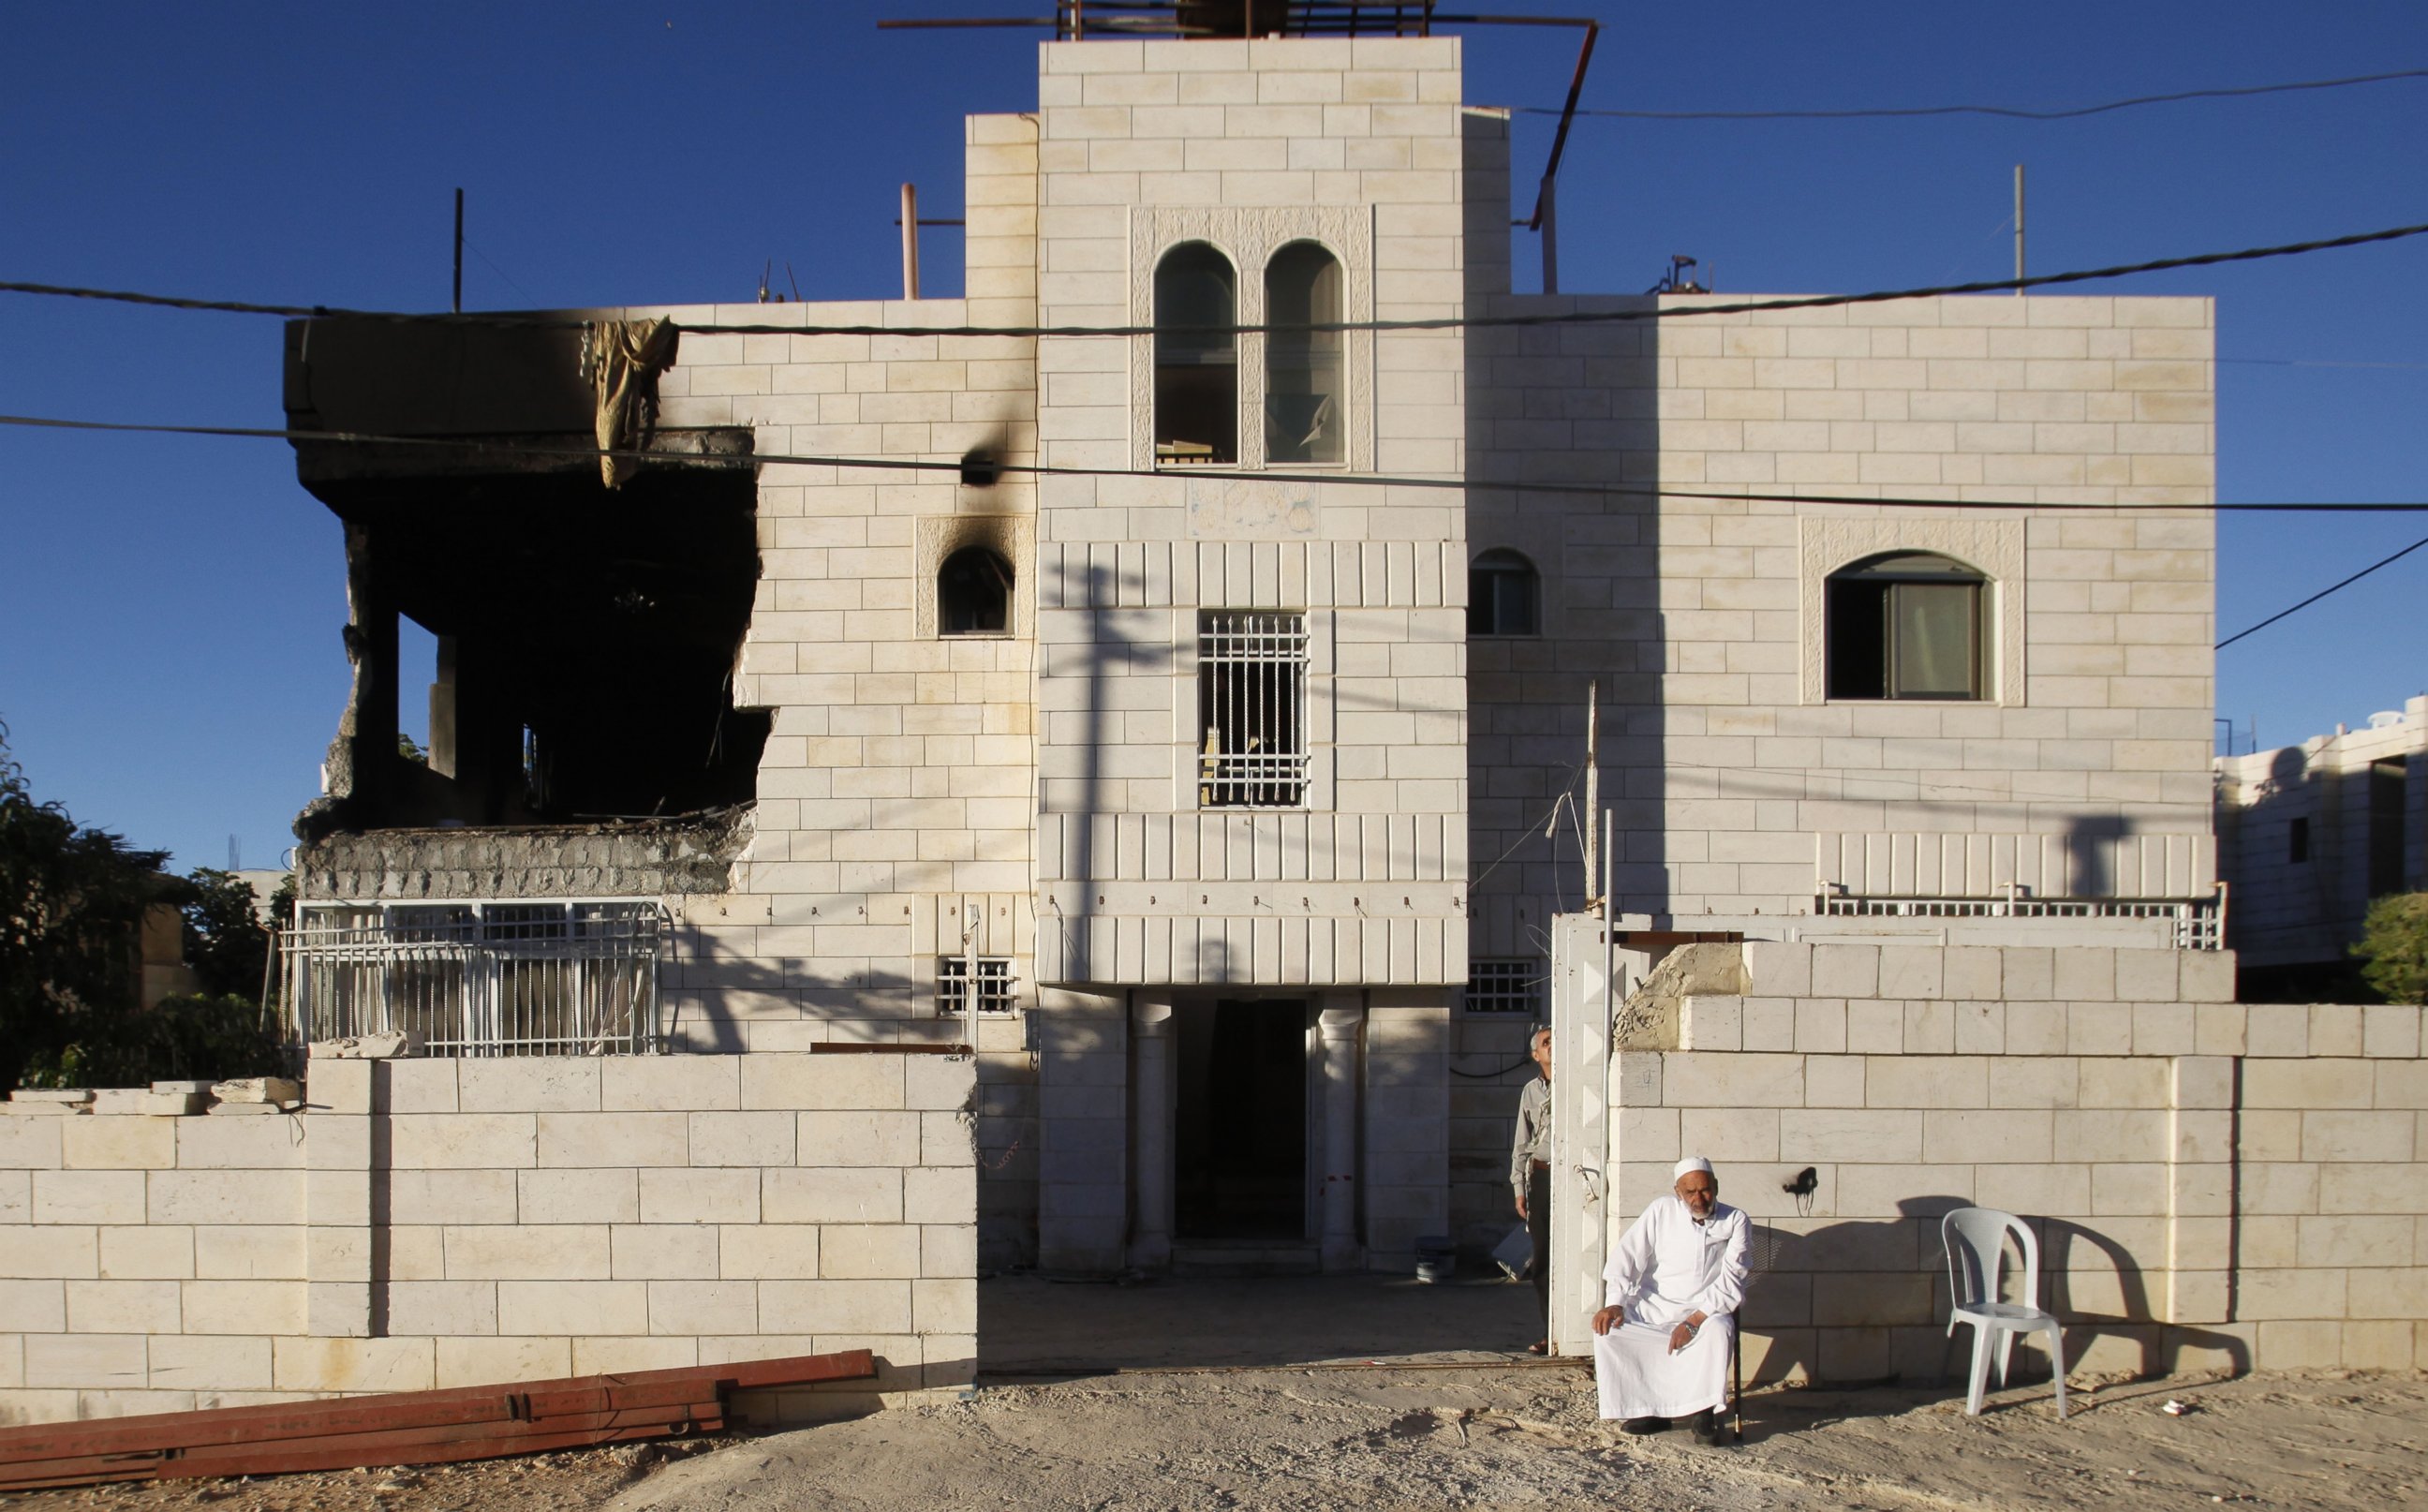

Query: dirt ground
left=15, top=1276, right=2425, bottom=1511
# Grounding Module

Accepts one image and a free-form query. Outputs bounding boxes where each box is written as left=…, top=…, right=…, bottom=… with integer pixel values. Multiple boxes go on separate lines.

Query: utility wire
left=1514, top=67, right=2428, bottom=122
left=5, top=219, right=2426, bottom=339
left=2214, top=532, right=2428, bottom=649
left=9, top=408, right=2426, bottom=513
left=5, top=409, right=2426, bottom=514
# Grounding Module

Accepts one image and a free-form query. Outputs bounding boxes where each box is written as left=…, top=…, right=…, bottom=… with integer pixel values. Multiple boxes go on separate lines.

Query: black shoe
left=1621, top=1416, right=1669, bottom=1435
left=1690, top=1408, right=1728, bottom=1445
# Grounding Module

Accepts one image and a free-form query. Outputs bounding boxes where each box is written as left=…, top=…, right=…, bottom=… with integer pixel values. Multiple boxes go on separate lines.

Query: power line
left=2214, top=532, right=2428, bottom=650
left=5, top=219, right=2426, bottom=339
left=1511, top=67, right=2428, bottom=123
left=9, top=408, right=2427, bottom=513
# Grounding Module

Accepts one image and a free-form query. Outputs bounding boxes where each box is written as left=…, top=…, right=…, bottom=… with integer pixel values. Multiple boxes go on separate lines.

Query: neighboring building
left=2216, top=695, right=2427, bottom=999
left=275, top=16, right=2219, bottom=1274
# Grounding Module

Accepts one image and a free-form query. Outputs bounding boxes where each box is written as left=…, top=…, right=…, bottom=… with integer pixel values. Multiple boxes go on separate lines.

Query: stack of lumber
left=0, top=1349, right=875, bottom=1490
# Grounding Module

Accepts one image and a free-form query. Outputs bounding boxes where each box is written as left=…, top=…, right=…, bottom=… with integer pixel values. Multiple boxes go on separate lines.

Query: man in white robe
left=1591, top=1156, right=1750, bottom=1443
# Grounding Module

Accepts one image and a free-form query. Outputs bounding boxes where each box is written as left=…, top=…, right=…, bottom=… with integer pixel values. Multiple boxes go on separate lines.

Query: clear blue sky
left=2, top=1, right=2422, bottom=871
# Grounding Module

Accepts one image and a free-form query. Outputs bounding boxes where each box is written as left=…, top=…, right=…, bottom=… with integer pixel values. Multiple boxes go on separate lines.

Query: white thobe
left=1592, top=1195, right=1750, bottom=1420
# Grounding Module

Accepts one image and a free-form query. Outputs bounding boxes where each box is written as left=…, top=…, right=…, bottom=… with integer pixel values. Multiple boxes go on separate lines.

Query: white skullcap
left=1673, top=1156, right=1713, bottom=1180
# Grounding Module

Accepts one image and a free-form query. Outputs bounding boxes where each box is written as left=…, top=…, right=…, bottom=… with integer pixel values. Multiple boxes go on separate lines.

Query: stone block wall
left=0, top=1052, right=976, bottom=1427
left=1602, top=939, right=2425, bottom=1382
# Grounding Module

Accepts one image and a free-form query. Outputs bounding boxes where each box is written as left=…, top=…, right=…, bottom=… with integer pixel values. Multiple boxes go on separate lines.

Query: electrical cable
left=2213, top=532, right=2428, bottom=649
left=5, top=408, right=2424, bottom=514
left=1510, top=67, right=2428, bottom=122
left=5, top=219, right=2426, bottom=339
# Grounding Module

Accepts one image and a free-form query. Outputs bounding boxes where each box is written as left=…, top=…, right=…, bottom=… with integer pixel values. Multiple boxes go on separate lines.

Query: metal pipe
left=1525, top=20, right=1598, bottom=231
left=452, top=188, right=463, bottom=314
left=901, top=183, right=923, bottom=301
left=2014, top=164, right=2026, bottom=295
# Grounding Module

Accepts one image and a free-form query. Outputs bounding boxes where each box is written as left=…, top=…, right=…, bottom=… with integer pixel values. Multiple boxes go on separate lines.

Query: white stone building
left=2216, top=696, right=2426, bottom=997
left=279, top=21, right=2219, bottom=1277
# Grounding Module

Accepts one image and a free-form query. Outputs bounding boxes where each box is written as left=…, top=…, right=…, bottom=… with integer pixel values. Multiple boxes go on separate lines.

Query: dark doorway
left=1174, top=999, right=1307, bottom=1239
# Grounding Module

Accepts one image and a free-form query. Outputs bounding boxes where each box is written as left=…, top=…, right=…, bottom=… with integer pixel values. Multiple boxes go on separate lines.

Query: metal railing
left=278, top=901, right=666, bottom=1056
left=1814, top=892, right=2226, bottom=951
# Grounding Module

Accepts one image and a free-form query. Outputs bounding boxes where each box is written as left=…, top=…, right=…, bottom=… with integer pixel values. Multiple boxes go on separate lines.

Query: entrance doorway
left=1173, top=999, right=1308, bottom=1239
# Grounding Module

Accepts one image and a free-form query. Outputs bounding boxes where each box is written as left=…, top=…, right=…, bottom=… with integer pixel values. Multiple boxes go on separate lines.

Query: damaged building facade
left=281, top=23, right=2220, bottom=1277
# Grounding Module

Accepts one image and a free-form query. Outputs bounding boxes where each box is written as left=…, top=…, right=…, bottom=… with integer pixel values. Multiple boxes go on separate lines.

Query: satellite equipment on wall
left=1647, top=255, right=1707, bottom=294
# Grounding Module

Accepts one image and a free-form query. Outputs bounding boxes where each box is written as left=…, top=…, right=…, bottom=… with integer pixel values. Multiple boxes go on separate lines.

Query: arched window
left=939, top=546, right=1013, bottom=636
left=1154, top=243, right=1236, bottom=465
left=1468, top=548, right=1539, bottom=636
left=1825, top=552, right=1988, bottom=700
left=1265, top=241, right=1343, bottom=465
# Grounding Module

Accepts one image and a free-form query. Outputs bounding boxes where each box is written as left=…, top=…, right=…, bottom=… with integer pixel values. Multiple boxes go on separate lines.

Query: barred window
left=938, top=956, right=1015, bottom=1016
left=1198, top=610, right=1309, bottom=808
left=1464, top=958, right=1542, bottom=1015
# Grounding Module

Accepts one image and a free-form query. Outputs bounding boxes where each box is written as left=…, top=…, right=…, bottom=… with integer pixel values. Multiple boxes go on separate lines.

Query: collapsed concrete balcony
left=282, top=313, right=766, bottom=899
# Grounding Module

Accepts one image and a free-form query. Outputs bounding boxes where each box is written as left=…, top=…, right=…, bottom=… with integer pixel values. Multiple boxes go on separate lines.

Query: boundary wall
left=0, top=1052, right=975, bottom=1427
left=1608, top=940, right=2425, bottom=1381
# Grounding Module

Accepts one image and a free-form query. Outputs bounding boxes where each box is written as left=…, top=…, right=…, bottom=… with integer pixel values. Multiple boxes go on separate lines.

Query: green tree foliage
left=183, top=867, right=272, bottom=1000
left=1, top=721, right=288, bottom=1089
left=2354, top=892, right=2428, bottom=1005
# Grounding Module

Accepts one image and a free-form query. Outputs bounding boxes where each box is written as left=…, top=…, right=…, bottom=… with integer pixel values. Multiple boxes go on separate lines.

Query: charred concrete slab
left=297, top=808, right=751, bottom=902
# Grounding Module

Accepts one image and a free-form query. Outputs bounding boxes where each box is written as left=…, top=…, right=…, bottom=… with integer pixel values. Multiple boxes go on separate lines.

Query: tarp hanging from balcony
left=581, top=318, right=679, bottom=489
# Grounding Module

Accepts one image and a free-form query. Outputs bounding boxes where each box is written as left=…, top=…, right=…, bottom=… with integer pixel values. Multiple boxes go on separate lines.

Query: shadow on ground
left=979, top=1271, right=1554, bottom=1377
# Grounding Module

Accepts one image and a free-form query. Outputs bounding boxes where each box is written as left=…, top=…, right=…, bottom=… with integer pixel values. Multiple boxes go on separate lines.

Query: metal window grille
left=938, top=956, right=1015, bottom=1016
left=1198, top=610, right=1309, bottom=808
left=1814, top=893, right=2226, bottom=951
left=278, top=900, right=665, bottom=1056
left=1465, top=958, right=1543, bottom=1015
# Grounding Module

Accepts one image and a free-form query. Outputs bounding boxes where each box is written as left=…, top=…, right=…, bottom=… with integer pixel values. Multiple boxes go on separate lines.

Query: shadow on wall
left=1739, top=1198, right=2249, bottom=1391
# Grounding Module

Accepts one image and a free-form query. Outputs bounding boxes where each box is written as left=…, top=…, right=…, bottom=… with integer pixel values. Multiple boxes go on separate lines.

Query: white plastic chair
left=1940, top=1207, right=2067, bottom=1419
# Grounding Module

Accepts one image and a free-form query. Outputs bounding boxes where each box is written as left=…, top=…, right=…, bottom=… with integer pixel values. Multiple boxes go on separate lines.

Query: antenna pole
left=901, top=183, right=922, bottom=301
left=452, top=188, right=464, bottom=314
left=2013, top=164, right=2025, bottom=295
left=1583, top=680, right=1600, bottom=912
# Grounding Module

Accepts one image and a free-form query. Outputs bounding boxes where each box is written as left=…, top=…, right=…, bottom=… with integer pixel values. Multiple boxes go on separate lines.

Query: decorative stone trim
left=1127, top=206, right=1375, bottom=474
left=1799, top=515, right=2026, bottom=704
left=915, top=514, right=1035, bottom=641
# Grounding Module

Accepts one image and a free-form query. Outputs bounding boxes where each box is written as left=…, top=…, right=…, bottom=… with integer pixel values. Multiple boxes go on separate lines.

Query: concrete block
left=307, top=1059, right=373, bottom=1116
left=904, top=1056, right=978, bottom=1112
left=1831, top=1164, right=1971, bottom=1217
left=1792, top=1000, right=1847, bottom=1055
left=308, top=1030, right=421, bottom=1060
left=819, top=1225, right=921, bottom=1280
left=515, top=1169, right=641, bottom=1225
left=0, top=1278, right=66, bottom=1332
left=2001, top=947, right=2055, bottom=1001
left=2364, top=1004, right=2422, bottom=1060
left=386, top=1281, right=499, bottom=1336
left=1844, top=1001, right=1902, bottom=1054
left=2302, top=1111, right=2414, bottom=1163
left=912, top=1278, right=977, bottom=1335
left=647, top=1279, right=760, bottom=1336
left=2193, top=1002, right=2248, bottom=1056
left=639, top=1167, right=761, bottom=1224
left=609, top=1223, right=721, bottom=1281
left=573, top=1335, right=700, bottom=1375
left=457, top=1060, right=601, bottom=1114
left=2243, top=1059, right=2372, bottom=1110
left=147, top=1333, right=273, bottom=1392
left=97, top=1225, right=193, bottom=1281
left=2131, top=1002, right=2196, bottom=1056
left=744, top=1054, right=906, bottom=1112
left=603, top=1054, right=742, bottom=1112
left=686, top=1111, right=795, bottom=1167
left=0, top=1119, right=65, bottom=1171
left=1804, top=1056, right=1865, bottom=1109
left=756, top=1280, right=912, bottom=1335
left=2003, top=1001, right=2067, bottom=1056
left=442, top=1224, right=612, bottom=1281
left=1876, top=947, right=1943, bottom=1000
left=496, top=1281, right=647, bottom=1337
left=1679, top=1108, right=1778, bottom=1162
left=175, top=1117, right=308, bottom=1170
left=386, top=1114, right=535, bottom=1170
left=2177, top=950, right=2234, bottom=1003
left=534, top=1112, right=688, bottom=1168
left=905, top=1165, right=979, bottom=1225
left=2066, top=1004, right=2133, bottom=1057
left=25, top=1333, right=147, bottom=1389
left=193, top=1225, right=304, bottom=1280
left=181, top=1280, right=307, bottom=1335
left=762, top=1168, right=902, bottom=1224
left=1742, top=941, right=1812, bottom=997
left=34, top=1171, right=147, bottom=1226
left=1901, top=1001, right=1955, bottom=1055
left=922, top=1224, right=979, bottom=1280
left=1779, top=1109, right=1921, bottom=1164
left=718, top=1225, right=825, bottom=1280
left=1923, top=1110, right=2053, bottom=1164
left=797, top=1111, right=923, bottom=1166
left=1863, top=1056, right=1986, bottom=1110
left=304, top=1114, right=369, bottom=1173
left=1663, top=1053, right=1806, bottom=1109
left=1809, top=944, right=1878, bottom=999
left=147, top=1170, right=304, bottom=1226
left=1942, top=947, right=2001, bottom=1001
left=1741, top=999, right=1793, bottom=1052
left=2309, top=1004, right=2364, bottom=1058
left=1680, top=996, right=1742, bottom=1052
left=436, top=1336, right=572, bottom=1389
left=2245, top=1006, right=2309, bottom=1059
left=272, top=1337, right=436, bottom=1394
left=388, top=1168, right=517, bottom=1226
left=60, top=1118, right=173, bottom=1171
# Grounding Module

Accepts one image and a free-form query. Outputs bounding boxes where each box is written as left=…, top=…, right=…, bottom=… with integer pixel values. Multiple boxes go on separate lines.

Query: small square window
left=1464, top=959, right=1542, bottom=1015
left=937, top=956, right=1015, bottom=1016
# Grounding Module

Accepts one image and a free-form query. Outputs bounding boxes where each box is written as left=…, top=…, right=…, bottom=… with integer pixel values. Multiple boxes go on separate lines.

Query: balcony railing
left=278, top=901, right=666, bottom=1057
left=1814, top=892, right=2226, bottom=950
